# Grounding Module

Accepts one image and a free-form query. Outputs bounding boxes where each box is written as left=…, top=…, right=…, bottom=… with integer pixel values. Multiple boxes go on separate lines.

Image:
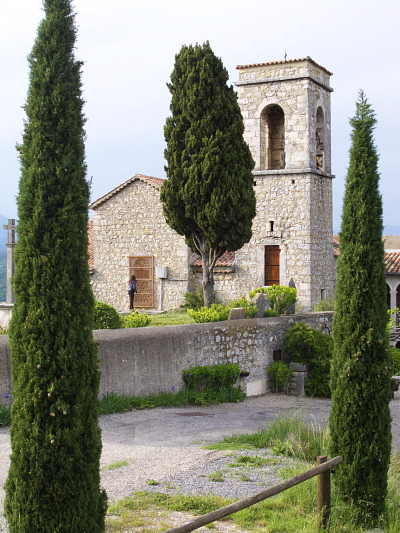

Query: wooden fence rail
left=164, top=455, right=343, bottom=533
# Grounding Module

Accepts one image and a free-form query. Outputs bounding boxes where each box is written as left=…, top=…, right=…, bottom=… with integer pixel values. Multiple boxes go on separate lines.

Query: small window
left=321, top=288, right=326, bottom=300
left=270, top=221, right=274, bottom=232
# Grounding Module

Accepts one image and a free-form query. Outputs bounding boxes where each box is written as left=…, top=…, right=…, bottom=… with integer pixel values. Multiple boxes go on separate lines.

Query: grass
left=206, top=413, right=329, bottom=463
left=98, top=387, right=245, bottom=414
left=0, top=402, right=11, bottom=426
left=105, top=417, right=400, bottom=532
left=101, top=459, right=130, bottom=471
left=147, top=309, right=196, bottom=327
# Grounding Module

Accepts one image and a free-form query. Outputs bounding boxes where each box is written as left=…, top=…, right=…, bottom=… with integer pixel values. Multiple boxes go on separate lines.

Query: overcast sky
left=1, top=0, right=399, bottom=232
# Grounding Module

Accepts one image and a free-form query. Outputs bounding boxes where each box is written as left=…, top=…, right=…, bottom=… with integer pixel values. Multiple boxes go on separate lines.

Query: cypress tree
left=161, top=42, right=256, bottom=307
left=4, top=1, right=107, bottom=531
left=329, top=91, right=392, bottom=525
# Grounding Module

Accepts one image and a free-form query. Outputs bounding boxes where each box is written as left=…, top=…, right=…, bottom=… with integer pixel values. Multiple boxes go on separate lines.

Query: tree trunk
left=202, top=251, right=215, bottom=307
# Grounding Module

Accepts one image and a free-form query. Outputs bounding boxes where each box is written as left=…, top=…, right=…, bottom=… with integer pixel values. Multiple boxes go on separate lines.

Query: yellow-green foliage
left=123, top=311, right=151, bottom=328
left=249, top=285, right=297, bottom=315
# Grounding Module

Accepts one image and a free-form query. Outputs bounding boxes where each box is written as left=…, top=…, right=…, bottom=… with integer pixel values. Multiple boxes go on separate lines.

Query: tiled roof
left=89, top=173, right=164, bottom=209
left=384, top=251, right=400, bottom=274
left=88, top=219, right=94, bottom=271
left=333, top=235, right=400, bottom=274
left=236, top=57, right=333, bottom=76
left=192, top=251, right=235, bottom=268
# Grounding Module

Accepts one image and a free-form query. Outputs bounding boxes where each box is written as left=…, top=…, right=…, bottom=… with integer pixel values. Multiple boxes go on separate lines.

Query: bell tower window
left=261, top=105, right=285, bottom=170
left=316, top=106, right=325, bottom=171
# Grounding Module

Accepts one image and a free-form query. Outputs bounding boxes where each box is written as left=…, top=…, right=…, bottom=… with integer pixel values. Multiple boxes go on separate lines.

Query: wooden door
left=128, top=256, right=154, bottom=308
left=264, top=245, right=280, bottom=286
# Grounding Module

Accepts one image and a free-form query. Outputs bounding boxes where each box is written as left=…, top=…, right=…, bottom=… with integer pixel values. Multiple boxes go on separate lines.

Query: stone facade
left=90, top=57, right=336, bottom=312
left=90, top=175, right=193, bottom=311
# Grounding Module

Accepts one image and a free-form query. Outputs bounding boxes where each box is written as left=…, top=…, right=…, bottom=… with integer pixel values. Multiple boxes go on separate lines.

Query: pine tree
left=161, top=42, right=256, bottom=307
left=329, top=91, right=392, bottom=525
left=4, top=1, right=107, bottom=531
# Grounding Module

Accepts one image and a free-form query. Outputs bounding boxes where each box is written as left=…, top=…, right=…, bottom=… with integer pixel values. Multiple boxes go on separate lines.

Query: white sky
left=0, top=0, right=399, bottom=231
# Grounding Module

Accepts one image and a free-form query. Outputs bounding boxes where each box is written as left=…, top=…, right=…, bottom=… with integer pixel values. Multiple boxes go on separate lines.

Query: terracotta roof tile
left=192, top=251, right=235, bottom=268
left=384, top=251, right=400, bottom=274
left=236, top=57, right=332, bottom=76
left=89, top=173, right=164, bottom=209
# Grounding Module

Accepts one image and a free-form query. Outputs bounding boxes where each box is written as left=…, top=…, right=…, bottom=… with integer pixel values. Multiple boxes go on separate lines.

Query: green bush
left=313, top=297, right=335, bottom=312
left=249, top=285, right=297, bottom=315
left=181, top=287, right=204, bottom=310
left=264, top=309, right=280, bottom=317
left=123, top=311, right=151, bottom=328
left=183, top=363, right=241, bottom=391
left=285, top=322, right=333, bottom=397
left=390, top=346, right=400, bottom=375
left=228, top=297, right=257, bottom=318
left=93, top=301, right=122, bottom=329
left=268, top=362, right=293, bottom=393
left=187, top=303, right=230, bottom=323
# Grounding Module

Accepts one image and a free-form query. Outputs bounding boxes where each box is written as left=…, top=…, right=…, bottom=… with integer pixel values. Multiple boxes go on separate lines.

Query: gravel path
left=0, top=393, right=399, bottom=532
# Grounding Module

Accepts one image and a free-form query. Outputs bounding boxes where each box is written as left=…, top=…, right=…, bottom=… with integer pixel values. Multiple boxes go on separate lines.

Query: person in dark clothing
left=128, top=275, right=137, bottom=311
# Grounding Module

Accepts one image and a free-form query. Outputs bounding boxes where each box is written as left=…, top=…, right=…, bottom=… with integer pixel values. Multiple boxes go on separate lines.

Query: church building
left=89, top=57, right=336, bottom=312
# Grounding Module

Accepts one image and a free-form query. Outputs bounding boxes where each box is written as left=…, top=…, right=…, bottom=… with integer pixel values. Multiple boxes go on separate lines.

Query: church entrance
left=264, top=245, right=280, bottom=286
left=128, top=256, right=154, bottom=308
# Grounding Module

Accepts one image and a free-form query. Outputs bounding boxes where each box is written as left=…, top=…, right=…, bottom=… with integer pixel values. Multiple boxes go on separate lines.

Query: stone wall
left=91, top=178, right=191, bottom=311
left=0, top=303, right=12, bottom=330
left=0, top=312, right=333, bottom=399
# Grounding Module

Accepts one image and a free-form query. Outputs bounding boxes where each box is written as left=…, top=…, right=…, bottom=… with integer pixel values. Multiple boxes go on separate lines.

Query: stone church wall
left=91, top=180, right=191, bottom=311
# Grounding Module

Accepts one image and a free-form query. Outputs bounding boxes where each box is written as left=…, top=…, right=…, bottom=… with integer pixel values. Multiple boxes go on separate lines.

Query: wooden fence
left=165, top=455, right=343, bottom=533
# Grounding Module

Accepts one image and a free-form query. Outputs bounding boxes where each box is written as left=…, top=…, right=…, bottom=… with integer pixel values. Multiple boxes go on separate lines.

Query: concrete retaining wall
left=0, top=304, right=12, bottom=330
left=0, top=312, right=333, bottom=400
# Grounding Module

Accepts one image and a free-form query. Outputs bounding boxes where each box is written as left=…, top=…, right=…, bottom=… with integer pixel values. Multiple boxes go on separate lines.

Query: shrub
left=93, top=301, right=122, bottom=329
left=313, top=297, right=335, bottom=312
left=183, top=363, right=241, bottom=392
left=228, top=297, right=257, bottom=318
left=390, top=346, right=400, bottom=375
left=285, top=322, right=333, bottom=397
left=181, top=287, right=204, bottom=310
left=187, top=303, right=229, bottom=323
left=249, top=285, right=297, bottom=315
left=264, top=309, right=280, bottom=317
left=268, top=362, right=293, bottom=393
left=123, top=311, right=151, bottom=328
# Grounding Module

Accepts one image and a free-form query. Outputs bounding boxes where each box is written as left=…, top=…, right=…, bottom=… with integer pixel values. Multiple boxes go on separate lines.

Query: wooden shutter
left=128, top=256, right=154, bottom=308
left=264, top=245, right=280, bottom=286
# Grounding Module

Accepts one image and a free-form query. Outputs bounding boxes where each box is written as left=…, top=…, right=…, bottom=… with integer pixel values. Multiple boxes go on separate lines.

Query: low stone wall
left=0, top=312, right=332, bottom=400
left=0, top=304, right=12, bottom=330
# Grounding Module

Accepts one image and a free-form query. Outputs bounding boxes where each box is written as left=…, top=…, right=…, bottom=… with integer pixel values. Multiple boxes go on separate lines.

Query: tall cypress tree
left=4, top=1, right=107, bottom=531
left=161, top=42, right=256, bottom=307
left=329, top=91, right=392, bottom=525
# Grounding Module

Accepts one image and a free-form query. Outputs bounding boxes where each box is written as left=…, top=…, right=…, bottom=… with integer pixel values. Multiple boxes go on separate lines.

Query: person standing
left=128, top=275, right=137, bottom=311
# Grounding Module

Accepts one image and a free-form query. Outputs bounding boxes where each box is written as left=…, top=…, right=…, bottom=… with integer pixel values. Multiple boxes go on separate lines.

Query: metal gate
left=128, top=256, right=154, bottom=308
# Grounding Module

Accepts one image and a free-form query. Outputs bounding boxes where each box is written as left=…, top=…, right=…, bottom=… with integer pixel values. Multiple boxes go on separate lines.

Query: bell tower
left=235, top=57, right=335, bottom=311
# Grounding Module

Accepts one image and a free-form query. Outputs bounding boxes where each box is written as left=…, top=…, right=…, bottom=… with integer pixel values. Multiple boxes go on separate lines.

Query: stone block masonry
left=0, top=312, right=333, bottom=399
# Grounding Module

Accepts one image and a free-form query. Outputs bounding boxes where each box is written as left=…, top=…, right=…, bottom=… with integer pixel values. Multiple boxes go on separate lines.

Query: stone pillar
left=285, top=278, right=296, bottom=315
left=390, top=289, right=398, bottom=331
left=3, top=219, right=17, bottom=304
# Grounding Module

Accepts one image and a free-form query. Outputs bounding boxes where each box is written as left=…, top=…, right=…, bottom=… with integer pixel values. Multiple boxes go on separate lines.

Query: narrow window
left=270, top=221, right=274, bottom=232
left=321, top=288, right=326, bottom=300
left=316, top=107, right=325, bottom=171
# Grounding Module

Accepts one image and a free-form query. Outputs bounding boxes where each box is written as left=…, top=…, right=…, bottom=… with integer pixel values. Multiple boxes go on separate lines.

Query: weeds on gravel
left=206, top=413, right=328, bottom=463
left=101, top=459, right=130, bottom=471
left=106, top=451, right=400, bottom=532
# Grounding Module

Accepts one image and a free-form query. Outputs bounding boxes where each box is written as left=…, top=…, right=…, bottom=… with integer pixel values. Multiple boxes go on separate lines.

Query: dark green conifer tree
left=329, top=91, right=392, bottom=525
left=161, top=42, right=256, bottom=307
left=4, top=1, right=107, bottom=531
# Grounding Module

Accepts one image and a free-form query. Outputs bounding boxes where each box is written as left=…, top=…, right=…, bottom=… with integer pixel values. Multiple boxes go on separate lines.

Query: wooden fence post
left=317, top=455, right=331, bottom=530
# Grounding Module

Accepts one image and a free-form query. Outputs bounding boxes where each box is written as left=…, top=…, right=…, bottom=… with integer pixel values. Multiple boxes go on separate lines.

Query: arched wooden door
left=128, top=256, right=154, bottom=308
